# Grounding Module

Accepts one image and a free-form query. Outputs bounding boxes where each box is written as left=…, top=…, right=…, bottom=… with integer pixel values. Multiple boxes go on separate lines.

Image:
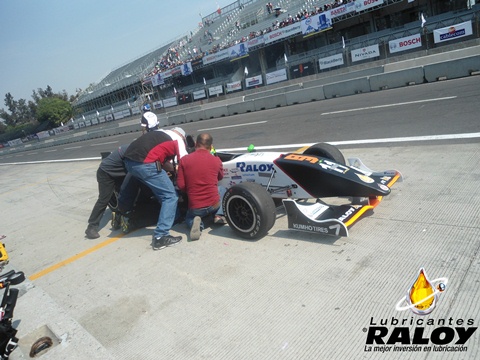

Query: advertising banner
left=163, top=97, right=177, bottom=108
left=247, top=35, right=265, bottom=49
left=229, top=42, right=249, bottom=60
left=433, top=21, right=473, bottom=43
left=114, top=111, right=125, bottom=120
left=355, top=0, right=384, bottom=12
left=389, top=34, right=422, bottom=53
left=245, top=76, right=263, bottom=88
left=7, top=139, right=23, bottom=147
left=193, top=89, right=206, bottom=100
left=266, top=69, right=287, bottom=85
left=301, top=12, right=332, bottom=36
left=351, top=44, right=380, bottom=62
left=36, top=131, right=50, bottom=139
left=329, top=2, right=355, bottom=19
left=264, top=24, right=301, bottom=44
left=152, top=101, right=163, bottom=109
left=226, top=81, right=242, bottom=92
left=203, top=49, right=229, bottom=65
left=181, top=62, right=193, bottom=76
left=319, top=53, right=344, bottom=70
left=209, top=85, right=224, bottom=96
left=151, top=73, right=164, bottom=87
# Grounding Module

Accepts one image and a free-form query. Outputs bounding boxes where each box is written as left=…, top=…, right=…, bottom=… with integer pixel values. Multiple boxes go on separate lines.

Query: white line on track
left=1, top=132, right=478, bottom=166
left=90, top=141, right=119, bottom=146
left=63, top=146, right=82, bottom=150
left=320, top=96, right=457, bottom=115
left=44, top=149, right=57, bottom=153
left=219, top=132, right=480, bottom=152
left=198, top=121, right=267, bottom=131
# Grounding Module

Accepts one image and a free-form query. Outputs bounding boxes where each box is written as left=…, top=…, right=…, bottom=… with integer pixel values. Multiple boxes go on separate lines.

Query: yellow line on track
left=29, top=234, right=126, bottom=281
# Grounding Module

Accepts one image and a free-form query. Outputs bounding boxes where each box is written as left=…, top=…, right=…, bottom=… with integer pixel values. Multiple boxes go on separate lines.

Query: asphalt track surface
left=1, top=76, right=479, bottom=359
left=1, top=76, right=479, bottom=163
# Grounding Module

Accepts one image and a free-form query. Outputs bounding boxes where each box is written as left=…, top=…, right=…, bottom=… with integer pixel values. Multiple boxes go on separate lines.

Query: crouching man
left=177, top=133, right=226, bottom=241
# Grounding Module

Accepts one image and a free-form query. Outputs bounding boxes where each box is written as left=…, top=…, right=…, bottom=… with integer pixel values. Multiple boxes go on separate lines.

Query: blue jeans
left=185, top=204, right=219, bottom=230
left=124, top=159, right=178, bottom=238
left=185, top=186, right=226, bottom=229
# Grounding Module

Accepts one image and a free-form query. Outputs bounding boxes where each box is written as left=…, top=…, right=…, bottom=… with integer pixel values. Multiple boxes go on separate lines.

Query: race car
left=216, top=142, right=402, bottom=240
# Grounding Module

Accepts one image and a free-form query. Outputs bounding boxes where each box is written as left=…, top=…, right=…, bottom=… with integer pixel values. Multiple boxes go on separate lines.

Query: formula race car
left=216, top=142, right=402, bottom=239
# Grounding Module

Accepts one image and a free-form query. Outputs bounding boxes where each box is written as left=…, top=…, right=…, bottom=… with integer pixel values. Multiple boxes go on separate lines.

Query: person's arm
left=176, top=162, right=186, bottom=191
left=217, top=158, right=224, bottom=181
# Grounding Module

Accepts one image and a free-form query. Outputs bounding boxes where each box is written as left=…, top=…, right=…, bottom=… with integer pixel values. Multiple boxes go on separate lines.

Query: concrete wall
left=369, top=67, right=425, bottom=90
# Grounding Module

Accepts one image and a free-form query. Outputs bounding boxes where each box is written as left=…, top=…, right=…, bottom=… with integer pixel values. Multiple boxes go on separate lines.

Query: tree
left=0, top=93, right=36, bottom=126
left=36, top=97, right=73, bottom=127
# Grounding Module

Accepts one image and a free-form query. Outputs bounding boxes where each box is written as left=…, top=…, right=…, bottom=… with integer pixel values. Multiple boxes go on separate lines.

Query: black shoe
left=85, top=225, right=100, bottom=239
left=152, top=235, right=182, bottom=250
left=111, top=211, right=121, bottom=230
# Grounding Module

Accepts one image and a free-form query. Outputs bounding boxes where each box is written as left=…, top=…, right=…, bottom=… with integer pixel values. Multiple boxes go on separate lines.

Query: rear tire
left=303, top=142, right=346, bottom=165
left=223, top=182, right=276, bottom=240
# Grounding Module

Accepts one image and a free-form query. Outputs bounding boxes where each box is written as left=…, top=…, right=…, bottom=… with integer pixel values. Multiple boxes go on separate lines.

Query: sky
left=0, top=0, right=234, bottom=104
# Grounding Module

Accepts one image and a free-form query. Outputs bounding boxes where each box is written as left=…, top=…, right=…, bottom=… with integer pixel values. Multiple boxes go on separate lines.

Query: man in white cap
left=140, top=104, right=159, bottom=134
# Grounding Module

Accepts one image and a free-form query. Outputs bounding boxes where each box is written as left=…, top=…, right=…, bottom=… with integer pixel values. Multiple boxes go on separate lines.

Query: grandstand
left=73, top=0, right=480, bottom=122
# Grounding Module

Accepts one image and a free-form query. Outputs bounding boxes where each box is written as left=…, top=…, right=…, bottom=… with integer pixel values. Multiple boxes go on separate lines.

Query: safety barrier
left=304, top=67, right=384, bottom=89
left=253, top=93, right=287, bottom=111
left=185, top=109, right=206, bottom=122
left=227, top=100, right=256, bottom=115
left=167, top=113, right=186, bottom=125
left=285, top=86, right=325, bottom=105
left=323, top=77, right=371, bottom=98
left=204, top=105, right=228, bottom=119
left=423, top=55, right=480, bottom=82
left=369, top=67, right=425, bottom=90
left=244, top=83, right=304, bottom=101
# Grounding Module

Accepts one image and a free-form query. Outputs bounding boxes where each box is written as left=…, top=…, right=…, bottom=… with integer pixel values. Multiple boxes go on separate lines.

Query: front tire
left=303, top=142, right=346, bottom=165
left=223, top=182, right=276, bottom=240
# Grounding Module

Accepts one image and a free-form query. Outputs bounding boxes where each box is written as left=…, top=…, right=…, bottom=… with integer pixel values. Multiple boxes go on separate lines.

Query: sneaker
left=190, top=216, right=202, bottom=241
left=111, top=211, right=121, bottom=230
left=85, top=225, right=100, bottom=239
left=214, top=215, right=227, bottom=225
left=152, top=235, right=182, bottom=250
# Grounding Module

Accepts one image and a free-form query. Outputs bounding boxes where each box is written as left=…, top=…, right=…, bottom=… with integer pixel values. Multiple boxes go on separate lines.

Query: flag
left=244, top=67, right=248, bottom=76
left=421, top=13, right=426, bottom=28
left=342, top=36, right=345, bottom=49
left=203, top=77, right=206, bottom=85
left=174, top=87, right=178, bottom=95
left=284, top=53, right=288, bottom=63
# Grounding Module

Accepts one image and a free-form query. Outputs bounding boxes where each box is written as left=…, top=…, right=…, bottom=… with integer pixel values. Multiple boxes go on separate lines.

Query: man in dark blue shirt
left=85, top=145, right=129, bottom=239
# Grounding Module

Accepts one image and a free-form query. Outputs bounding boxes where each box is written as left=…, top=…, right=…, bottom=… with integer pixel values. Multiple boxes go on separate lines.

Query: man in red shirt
left=177, top=133, right=225, bottom=241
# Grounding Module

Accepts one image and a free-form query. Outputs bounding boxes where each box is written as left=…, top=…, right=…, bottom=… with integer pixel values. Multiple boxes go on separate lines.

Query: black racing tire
left=303, top=142, right=346, bottom=165
left=223, top=182, right=276, bottom=240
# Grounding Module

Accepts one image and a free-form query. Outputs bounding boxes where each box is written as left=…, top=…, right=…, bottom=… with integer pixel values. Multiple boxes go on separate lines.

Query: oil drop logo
left=396, top=268, right=447, bottom=315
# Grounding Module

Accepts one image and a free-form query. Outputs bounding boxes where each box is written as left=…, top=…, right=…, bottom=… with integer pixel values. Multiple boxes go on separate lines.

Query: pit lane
left=1, top=76, right=479, bottom=359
